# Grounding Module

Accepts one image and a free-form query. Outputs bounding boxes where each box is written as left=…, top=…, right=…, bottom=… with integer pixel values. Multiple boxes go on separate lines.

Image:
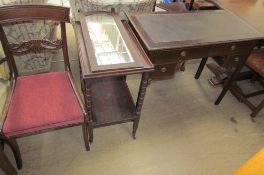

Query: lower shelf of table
left=90, top=76, right=137, bottom=127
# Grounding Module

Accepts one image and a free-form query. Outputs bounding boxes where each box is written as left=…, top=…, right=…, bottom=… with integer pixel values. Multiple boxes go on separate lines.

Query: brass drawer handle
left=161, top=67, right=167, bottom=73
left=234, top=57, right=239, bottom=62
left=231, top=45, right=236, bottom=51
left=181, top=51, right=186, bottom=57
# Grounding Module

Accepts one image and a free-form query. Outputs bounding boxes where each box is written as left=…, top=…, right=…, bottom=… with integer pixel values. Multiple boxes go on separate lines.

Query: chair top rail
left=0, top=4, right=70, bottom=25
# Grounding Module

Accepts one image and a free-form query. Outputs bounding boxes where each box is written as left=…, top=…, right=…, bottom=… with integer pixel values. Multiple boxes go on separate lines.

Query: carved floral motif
left=9, top=39, right=63, bottom=55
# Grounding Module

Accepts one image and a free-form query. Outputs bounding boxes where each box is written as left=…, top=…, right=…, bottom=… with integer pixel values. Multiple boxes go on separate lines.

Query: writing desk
left=127, top=10, right=263, bottom=104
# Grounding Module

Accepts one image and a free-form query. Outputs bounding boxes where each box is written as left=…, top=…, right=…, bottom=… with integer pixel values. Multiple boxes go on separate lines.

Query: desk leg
left=195, top=57, right=208, bottom=79
left=215, top=54, right=249, bottom=105
left=133, top=72, right=150, bottom=139
left=0, top=149, right=17, bottom=175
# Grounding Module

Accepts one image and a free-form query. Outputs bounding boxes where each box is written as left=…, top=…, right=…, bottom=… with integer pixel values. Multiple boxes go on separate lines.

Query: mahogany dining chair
left=0, top=4, right=90, bottom=170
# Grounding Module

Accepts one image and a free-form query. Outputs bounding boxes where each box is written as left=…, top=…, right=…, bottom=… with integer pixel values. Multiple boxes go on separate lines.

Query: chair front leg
left=0, top=148, right=17, bottom=175
left=5, top=138, right=22, bottom=170
left=0, top=139, right=4, bottom=150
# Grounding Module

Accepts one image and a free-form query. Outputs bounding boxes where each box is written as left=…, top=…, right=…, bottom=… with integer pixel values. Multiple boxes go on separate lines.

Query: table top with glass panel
left=76, top=12, right=153, bottom=78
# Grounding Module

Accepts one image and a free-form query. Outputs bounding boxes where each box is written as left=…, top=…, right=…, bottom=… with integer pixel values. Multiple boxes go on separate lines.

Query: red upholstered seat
left=3, top=71, right=83, bottom=137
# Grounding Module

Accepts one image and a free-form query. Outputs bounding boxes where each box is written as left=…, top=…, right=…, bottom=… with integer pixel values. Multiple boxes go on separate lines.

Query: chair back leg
left=251, top=99, right=264, bottom=118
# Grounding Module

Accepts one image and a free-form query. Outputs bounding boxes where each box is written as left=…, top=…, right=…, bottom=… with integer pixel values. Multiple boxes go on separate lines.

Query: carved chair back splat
left=0, top=4, right=71, bottom=78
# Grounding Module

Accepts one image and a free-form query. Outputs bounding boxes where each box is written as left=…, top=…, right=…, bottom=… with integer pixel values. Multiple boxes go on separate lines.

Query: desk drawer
left=188, top=42, right=255, bottom=57
left=150, top=41, right=256, bottom=63
left=210, top=41, right=256, bottom=56
left=150, top=46, right=211, bottom=62
left=152, top=63, right=176, bottom=78
left=229, top=41, right=256, bottom=54
left=222, top=53, right=251, bottom=68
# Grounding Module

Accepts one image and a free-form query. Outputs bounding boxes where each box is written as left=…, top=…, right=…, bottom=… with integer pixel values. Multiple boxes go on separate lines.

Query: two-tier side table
left=74, top=12, right=154, bottom=142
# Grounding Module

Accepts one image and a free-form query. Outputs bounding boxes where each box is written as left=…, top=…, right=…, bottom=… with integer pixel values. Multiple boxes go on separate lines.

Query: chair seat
left=246, top=50, right=264, bottom=77
left=3, top=71, right=83, bottom=137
